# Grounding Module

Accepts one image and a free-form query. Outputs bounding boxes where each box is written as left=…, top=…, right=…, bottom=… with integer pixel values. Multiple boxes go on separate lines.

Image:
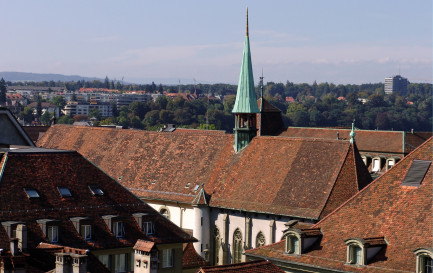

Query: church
left=37, top=9, right=372, bottom=266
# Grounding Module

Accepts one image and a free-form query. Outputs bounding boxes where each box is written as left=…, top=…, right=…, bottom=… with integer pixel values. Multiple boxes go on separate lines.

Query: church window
left=232, top=229, right=243, bottom=264
left=159, top=207, right=170, bottom=220
left=255, top=232, right=266, bottom=247
left=214, top=228, right=220, bottom=265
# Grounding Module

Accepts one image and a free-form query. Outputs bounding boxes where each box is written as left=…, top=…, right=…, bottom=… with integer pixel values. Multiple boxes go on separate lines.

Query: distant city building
left=384, top=75, right=408, bottom=95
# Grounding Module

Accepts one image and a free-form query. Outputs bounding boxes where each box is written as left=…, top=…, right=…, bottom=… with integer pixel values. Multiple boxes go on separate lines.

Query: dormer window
left=114, top=221, right=125, bottom=238
left=283, top=225, right=322, bottom=256
left=37, top=219, right=60, bottom=243
left=372, top=157, right=382, bottom=172
left=414, top=248, right=433, bottom=273
left=24, top=188, right=40, bottom=198
left=345, top=237, right=387, bottom=266
left=286, top=235, right=300, bottom=254
left=143, top=221, right=155, bottom=235
left=385, top=158, right=396, bottom=170
left=57, top=187, right=72, bottom=197
left=70, top=217, right=92, bottom=241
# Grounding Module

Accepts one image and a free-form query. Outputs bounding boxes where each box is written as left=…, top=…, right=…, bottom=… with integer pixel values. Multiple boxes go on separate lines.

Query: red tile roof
left=0, top=148, right=195, bottom=254
left=198, top=259, right=284, bottom=273
left=37, top=125, right=371, bottom=220
left=279, top=127, right=429, bottom=155
left=182, top=242, right=207, bottom=268
left=133, top=239, right=155, bottom=252
left=246, top=138, right=433, bottom=272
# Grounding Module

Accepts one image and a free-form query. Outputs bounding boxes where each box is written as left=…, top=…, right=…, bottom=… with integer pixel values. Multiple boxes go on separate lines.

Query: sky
left=0, top=0, right=431, bottom=85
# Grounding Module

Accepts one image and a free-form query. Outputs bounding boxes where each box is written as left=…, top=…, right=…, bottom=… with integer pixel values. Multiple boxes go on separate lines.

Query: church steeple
left=232, top=8, right=259, bottom=152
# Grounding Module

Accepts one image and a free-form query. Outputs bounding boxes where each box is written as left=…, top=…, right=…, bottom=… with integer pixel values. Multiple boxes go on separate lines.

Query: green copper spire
left=350, top=121, right=356, bottom=143
left=232, top=7, right=260, bottom=114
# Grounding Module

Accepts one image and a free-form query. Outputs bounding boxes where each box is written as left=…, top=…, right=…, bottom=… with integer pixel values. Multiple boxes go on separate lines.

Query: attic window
left=57, top=187, right=72, bottom=197
left=185, top=183, right=190, bottom=188
left=88, top=185, right=104, bottom=196
left=193, top=185, right=200, bottom=191
left=24, top=188, right=40, bottom=198
left=402, top=160, right=431, bottom=187
left=345, top=237, right=387, bottom=266
left=414, top=248, right=433, bottom=273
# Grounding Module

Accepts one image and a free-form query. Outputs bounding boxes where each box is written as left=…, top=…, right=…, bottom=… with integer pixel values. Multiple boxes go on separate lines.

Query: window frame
left=143, top=221, right=155, bottom=235
left=159, top=206, right=170, bottom=220
left=415, top=248, right=433, bottom=273
left=81, top=224, right=92, bottom=241
left=47, top=225, right=59, bottom=243
left=285, top=233, right=301, bottom=255
left=114, top=221, right=125, bottom=238
left=57, top=187, right=72, bottom=198
left=345, top=240, right=365, bottom=266
left=232, top=228, right=243, bottom=264
left=162, top=248, right=174, bottom=268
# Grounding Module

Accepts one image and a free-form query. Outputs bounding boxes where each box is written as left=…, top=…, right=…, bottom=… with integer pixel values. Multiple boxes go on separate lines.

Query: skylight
left=57, top=187, right=72, bottom=197
left=402, top=160, right=431, bottom=187
left=24, top=188, right=40, bottom=198
left=89, top=185, right=104, bottom=196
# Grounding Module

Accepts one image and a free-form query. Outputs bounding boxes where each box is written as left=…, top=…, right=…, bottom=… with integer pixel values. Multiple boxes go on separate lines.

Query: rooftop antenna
left=259, top=69, right=264, bottom=136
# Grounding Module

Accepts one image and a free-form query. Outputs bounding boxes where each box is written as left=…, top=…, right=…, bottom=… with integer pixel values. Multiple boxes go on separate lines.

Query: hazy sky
left=0, top=0, right=431, bottom=84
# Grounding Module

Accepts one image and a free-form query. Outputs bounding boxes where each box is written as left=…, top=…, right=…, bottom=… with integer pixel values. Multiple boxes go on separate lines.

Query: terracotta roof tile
left=246, top=138, right=433, bottom=272
left=182, top=242, right=207, bottom=268
left=198, top=259, right=284, bottom=273
left=279, top=127, right=419, bottom=154
left=38, top=125, right=371, bottom=220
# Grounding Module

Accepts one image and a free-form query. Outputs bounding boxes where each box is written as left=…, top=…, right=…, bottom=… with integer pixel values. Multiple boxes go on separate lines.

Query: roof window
left=402, top=160, right=431, bottom=187
left=24, top=188, right=40, bottom=198
left=57, top=187, right=72, bottom=197
left=88, top=185, right=104, bottom=196
left=345, top=237, right=387, bottom=266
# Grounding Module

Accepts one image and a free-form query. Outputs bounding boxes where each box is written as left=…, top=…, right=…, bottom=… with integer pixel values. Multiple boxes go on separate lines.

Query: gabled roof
left=0, top=148, right=195, bottom=255
left=279, top=127, right=430, bottom=154
left=198, top=259, right=284, bottom=273
left=182, top=242, right=207, bottom=269
left=0, top=107, right=34, bottom=146
left=246, top=138, right=433, bottom=272
left=38, top=125, right=371, bottom=220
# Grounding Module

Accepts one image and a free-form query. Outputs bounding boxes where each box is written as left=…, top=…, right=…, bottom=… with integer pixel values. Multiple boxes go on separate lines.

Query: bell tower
left=232, top=8, right=260, bottom=152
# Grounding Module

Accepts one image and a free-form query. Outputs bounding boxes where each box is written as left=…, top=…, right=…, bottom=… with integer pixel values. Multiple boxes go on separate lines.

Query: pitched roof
left=198, top=259, right=284, bottom=273
left=279, top=127, right=429, bottom=154
left=246, top=137, right=433, bottom=272
left=0, top=148, right=195, bottom=255
left=0, top=107, right=34, bottom=146
left=38, top=125, right=371, bottom=220
left=182, top=242, right=207, bottom=268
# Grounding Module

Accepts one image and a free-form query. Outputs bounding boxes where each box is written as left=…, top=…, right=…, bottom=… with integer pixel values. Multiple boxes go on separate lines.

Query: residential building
left=0, top=108, right=201, bottom=273
left=245, top=136, right=432, bottom=273
left=27, top=101, right=60, bottom=117
left=384, top=75, right=408, bottom=95
left=63, top=101, right=113, bottom=118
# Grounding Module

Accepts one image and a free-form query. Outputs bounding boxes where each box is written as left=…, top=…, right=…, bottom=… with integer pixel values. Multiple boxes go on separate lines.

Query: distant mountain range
left=0, top=72, right=201, bottom=85
left=0, top=72, right=101, bottom=82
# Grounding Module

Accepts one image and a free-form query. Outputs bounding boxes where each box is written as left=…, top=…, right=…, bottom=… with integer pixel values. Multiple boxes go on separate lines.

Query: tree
left=89, top=109, right=102, bottom=121
left=18, top=107, right=34, bottom=125
left=0, top=78, right=6, bottom=103
left=40, top=111, right=53, bottom=125
left=36, top=98, right=43, bottom=118
left=57, top=115, right=74, bottom=124
left=52, top=96, right=66, bottom=109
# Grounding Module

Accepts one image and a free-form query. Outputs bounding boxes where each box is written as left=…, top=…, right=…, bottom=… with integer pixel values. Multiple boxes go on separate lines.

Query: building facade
left=384, top=75, right=408, bottom=95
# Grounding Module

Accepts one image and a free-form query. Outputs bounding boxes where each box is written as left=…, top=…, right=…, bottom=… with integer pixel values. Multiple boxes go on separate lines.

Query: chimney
left=16, top=224, right=27, bottom=251
left=55, top=253, right=71, bottom=273
left=10, top=238, right=19, bottom=256
left=71, top=253, right=88, bottom=273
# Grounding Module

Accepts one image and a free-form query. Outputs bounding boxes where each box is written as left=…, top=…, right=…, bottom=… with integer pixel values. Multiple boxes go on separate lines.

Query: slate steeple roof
left=232, top=8, right=260, bottom=114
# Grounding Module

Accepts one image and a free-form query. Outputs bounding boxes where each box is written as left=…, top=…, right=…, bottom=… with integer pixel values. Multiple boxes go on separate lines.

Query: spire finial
left=350, top=120, right=356, bottom=143
left=246, top=7, right=249, bottom=37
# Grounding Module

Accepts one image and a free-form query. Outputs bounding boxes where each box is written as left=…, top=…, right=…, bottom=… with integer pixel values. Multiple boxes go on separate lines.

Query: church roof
left=246, top=137, right=433, bottom=272
left=38, top=125, right=371, bottom=220
left=232, top=9, right=259, bottom=114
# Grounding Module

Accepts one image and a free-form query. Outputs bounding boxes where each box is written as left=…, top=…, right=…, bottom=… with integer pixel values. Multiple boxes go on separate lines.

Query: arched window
left=286, top=235, right=300, bottom=254
left=347, top=243, right=364, bottom=265
left=213, top=228, right=220, bottom=265
left=232, top=229, right=243, bottom=264
left=255, top=232, right=266, bottom=248
left=415, top=249, right=433, bottom=273
left=159, top=207, right=170, bottom=220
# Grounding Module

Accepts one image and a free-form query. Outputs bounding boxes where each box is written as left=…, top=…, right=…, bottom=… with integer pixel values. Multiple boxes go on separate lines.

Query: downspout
left=402, top=131, right=406, bottom=155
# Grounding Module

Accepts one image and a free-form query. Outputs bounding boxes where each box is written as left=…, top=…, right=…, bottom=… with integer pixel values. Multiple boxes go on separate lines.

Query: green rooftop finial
left=232, top=8, right=259, bottom=114
left=350, top=121, right=356, bottom=143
